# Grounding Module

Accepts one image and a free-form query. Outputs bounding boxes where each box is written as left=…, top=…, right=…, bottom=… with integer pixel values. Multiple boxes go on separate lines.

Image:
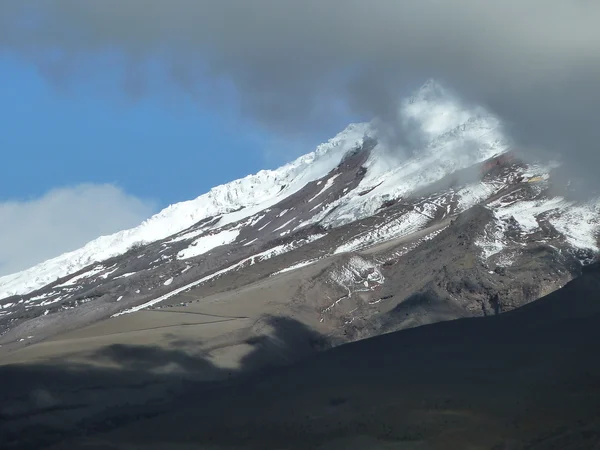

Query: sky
left=1, top=0, right=599, bottom=276
left=0, top=53, right=353, bottom=276
left=0, top=55, right=270, bottom=205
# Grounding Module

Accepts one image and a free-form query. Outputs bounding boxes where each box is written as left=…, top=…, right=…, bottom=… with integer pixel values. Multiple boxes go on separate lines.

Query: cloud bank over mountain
left=2, top=1, right=599, bottom=183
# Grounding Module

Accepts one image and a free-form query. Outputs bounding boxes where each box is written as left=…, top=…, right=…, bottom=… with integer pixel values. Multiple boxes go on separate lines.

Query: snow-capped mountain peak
left=1, top=79, right=597, bottom=317
left=0, top=123, right=368, bottom=299
left=0, top=81, right=505, bottom=299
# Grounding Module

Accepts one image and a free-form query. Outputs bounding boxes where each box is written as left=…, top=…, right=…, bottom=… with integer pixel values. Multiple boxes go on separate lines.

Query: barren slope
left=2, top=264, right=599, bottom=450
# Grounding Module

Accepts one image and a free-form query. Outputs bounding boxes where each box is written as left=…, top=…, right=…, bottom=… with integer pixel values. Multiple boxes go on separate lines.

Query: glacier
left=0, top=123, right=367, bottom=299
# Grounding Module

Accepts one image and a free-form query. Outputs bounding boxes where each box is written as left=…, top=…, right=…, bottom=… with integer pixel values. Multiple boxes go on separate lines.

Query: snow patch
left=55, top=266, right=106, bottom=287
left=478, top=196, right=600, bottom=265
left=115, top=272, right=136, bottom=279
left=257, top=221, right=271, bottom=231
left=335, top=210, right=430, bottom=254
left=100, top=266, right=120, bottom=279
left=114, top=234, right=326, bottom=315
left=273, top=218, right=295, bottom=232
left=167, top=227, right=210, bottom=243
left=308, top=174, right=340, bottom=203
left=495, top=198, right=567, bottom=233
left=309, top=202, right=323, bottom=212
left=271, top=258, right=322, bottom=276
left=330, top=256, right=384, bottom=288
left=456, top=182, right=499, bottom=212
left=549, top=201, right=600, bottom=251
left=177, top=229, right=240, bottom=260
left=28, top=292, right=54, bottom=302
left=475, top=220, right=510, bottom=262
left=39, top=296, right=66, bottom=307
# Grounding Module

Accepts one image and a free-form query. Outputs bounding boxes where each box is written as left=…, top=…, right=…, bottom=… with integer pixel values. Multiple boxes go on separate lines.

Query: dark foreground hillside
left=2, top=263, right=600, bottom=449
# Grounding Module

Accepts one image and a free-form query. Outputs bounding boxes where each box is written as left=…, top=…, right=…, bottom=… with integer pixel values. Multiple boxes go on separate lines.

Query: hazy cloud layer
left=0, top=184, right=156, bottom=276
left=2, top=1, right=599, bottom=182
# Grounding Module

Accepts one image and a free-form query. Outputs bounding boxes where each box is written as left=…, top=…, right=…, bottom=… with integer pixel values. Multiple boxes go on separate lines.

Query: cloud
left=1, top=1, right=600, bottom=185
left=0, top=184, right=156, bottom=276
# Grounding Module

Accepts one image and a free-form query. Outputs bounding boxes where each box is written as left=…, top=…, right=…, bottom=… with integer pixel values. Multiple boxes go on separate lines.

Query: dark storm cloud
left=1, top=1, right=599, bottom=183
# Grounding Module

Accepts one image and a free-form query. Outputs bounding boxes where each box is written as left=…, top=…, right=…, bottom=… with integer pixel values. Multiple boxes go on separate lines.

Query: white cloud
left=0, top=184, right=156, bottom=276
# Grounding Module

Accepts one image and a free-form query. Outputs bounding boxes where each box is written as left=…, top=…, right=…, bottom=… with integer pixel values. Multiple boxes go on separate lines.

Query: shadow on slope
left=0, top=315, right=330, bottom=449
left=81, top=263, right=600, bottom=450
left=3, top=264, right=600, bottom=449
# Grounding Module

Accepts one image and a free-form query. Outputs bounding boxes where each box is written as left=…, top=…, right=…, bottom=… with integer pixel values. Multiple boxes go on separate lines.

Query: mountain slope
left=101, top=262, right=600, bottom=450
left=3, top=263, right=600, bottom=450
left=116, top=262, right=600, bottom=450
left=1, top=79, right=600, bottom=450
left=0, top=80, right=598, bottom=354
